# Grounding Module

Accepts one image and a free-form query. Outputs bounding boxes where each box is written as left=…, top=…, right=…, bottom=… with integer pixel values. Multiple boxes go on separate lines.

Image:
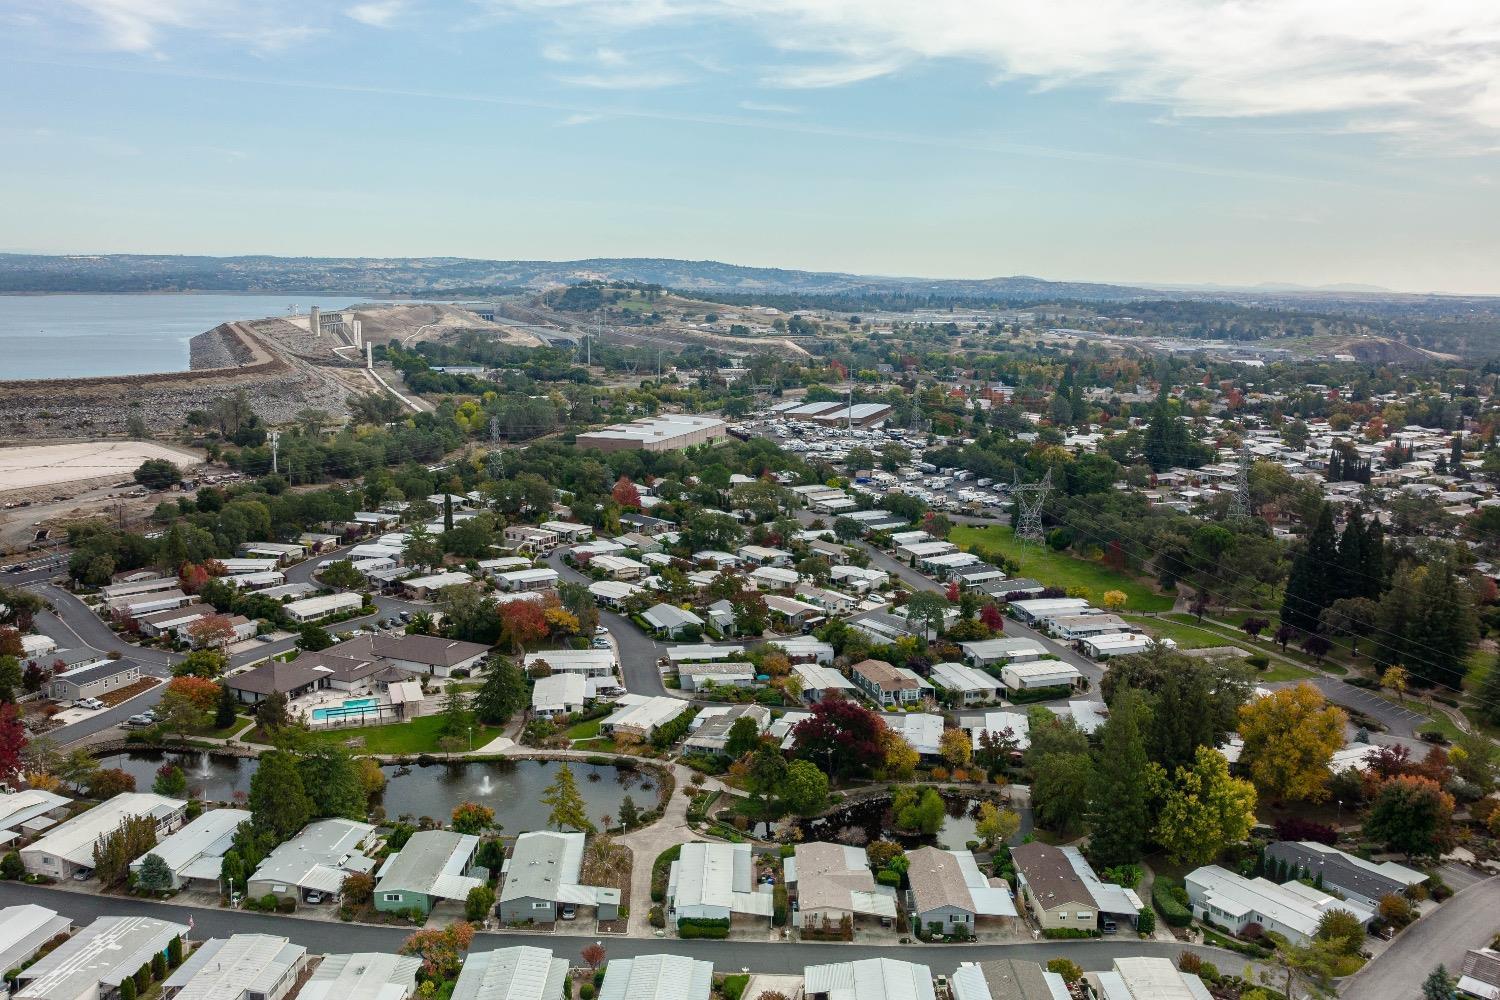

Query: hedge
left=1042, top=927, right=1099, bottom=939
left=1006, top=684, right=1076, bottom=705
left=651, top=845, right=682, bottom=903
left=678, top=917, right=730, bottom=939
left=721, top=973, right=750, bottom=1000
left=1153, top=877, right=1193, bottom=927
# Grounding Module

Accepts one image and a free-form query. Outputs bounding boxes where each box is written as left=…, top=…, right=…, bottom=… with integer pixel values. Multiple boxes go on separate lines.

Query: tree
left=1475, top=651, right=1500, bottom=727
left=1422, top=966, right=1459, bottom=1000
left=618, top=795, right=641, bottom=830
left=473, top=659, right=527, bottom=726
left=93, top=814, right=157, bottom=887
left=298, top=744, right=366, bottom=820
left=611, top=476, right=641, bottom=508
left=903, top=590, right=949, bottom=639
left=891, top=786, right=946, bottom=835
left=215, top=682, right=237, bottom=730
left=255, top=690, right=290, bottom=732
left=1238, top=684, right=1346, bottom=803
left=1087, top=687, right=1153, bottom=867
left=184, top=614, right=237, bottom=650
left=939, top=728, right=972, bottom=769
left=1148, top=745, right=1258, bottom=866
left=725, top=716, right=762, bottom=758
left=298, top=623, right=334, bottom=652
left=979, top=603, right=1004, bottom=633
left=0, top=704, right=24, bottom=783
left=402, top=525, right=444, bottom=571
left=1364, top=775, right=1455, bottom=859
left=1046, top=958, right=1084, bottom=984
left=341, top=871, right=376, bottom=906
left=1030, top=750, right=1094, bottom=834
left=451, top=802, right=495, bottom=834
left=136, top=852, right=172, bottom=892
left=400, top=922, right=475, bottom=980
left=881, top=728, right=919, bottom=781
left=465, top=883, right=496, bottom=922
left=157, top=682, right=211, bottom=739
left=1101, top=590, right=1127, bottom=611
left=781, top=760, right=829, bottom=816
left=152, top=763, right=187, bottom=797
left=134, top=458, right=181, bottom=490
left=1315, top=908, right=1365, bottom=957
left=88, top=768, right=136, bottom=798
left=790, top=696, right=886, bottom=778
left=541, top=763, right=593, bottom=832
left=1281, top=503, right=1339, bottom=632
left=318, top=559, right=365, bottom=589
left=499, top=599, right=549, bottom=653
left=1381, top=665, right=1409, bottom=703
left=249, top=749, right=312, bottom=841
left=1319, top=597, right=1378, bottom=657
left=975, top=801, right=1020, bottom=848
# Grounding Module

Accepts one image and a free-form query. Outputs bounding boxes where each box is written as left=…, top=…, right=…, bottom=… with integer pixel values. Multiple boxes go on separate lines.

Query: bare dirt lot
left=0, top=441, right=199, bottom=494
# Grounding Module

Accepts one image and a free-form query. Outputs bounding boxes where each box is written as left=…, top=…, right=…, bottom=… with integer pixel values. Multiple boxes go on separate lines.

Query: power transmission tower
left=489, top=415, right=500, bottom=446
left=1229, top=442, right=1253, bottom=520
left=268, top=431, right=281, bottom=476
left=1012, top=468, right=1052, bottom=545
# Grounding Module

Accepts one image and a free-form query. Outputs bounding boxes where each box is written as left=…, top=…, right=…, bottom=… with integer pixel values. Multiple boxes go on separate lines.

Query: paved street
left=0, top=880, right=1259, bottom=976
left=1341, top=875, right=1499, bottom=1000
left=546, top=550, right=667, bottom=696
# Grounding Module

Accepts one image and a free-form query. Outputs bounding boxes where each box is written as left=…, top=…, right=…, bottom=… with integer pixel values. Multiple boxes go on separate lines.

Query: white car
left=75, top=698, right=105, bottom=711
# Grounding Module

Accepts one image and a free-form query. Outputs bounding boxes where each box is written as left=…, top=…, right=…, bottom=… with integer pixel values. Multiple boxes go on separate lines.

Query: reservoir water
left=0, top=293, right=377, bottom=380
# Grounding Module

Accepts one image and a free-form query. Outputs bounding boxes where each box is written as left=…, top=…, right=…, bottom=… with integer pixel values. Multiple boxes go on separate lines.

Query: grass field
left=303, top=715, right=502, bottom=755
left=951, top=524, right=1175, bottom=611
left=1145, top=614, right=1314, bottom=682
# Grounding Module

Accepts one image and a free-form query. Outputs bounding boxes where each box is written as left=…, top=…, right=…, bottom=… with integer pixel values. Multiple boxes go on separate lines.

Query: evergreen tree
left=1422, top=965, right=1459, bottom=1000
left=541, top=763, right=593, bottom=832
left=1086, top=687, right=1152, bottom=867
left=296, top=744, right=366, bottom=820
left=249, top=749, right=312, bottom=841
left=136, top=853, right=172, bottom=892
left=443, top=493, right=454, bottom=533
left=473, top=659, right=527, bottom=725
left=214, top=682, right=237, bottom=730
left=440, top=683, right=472, bottom=739
left=1281, top=503, right=1339, bottom=632
left=1361, top=517, right=1386, bottom=598
left=1334, top=510, right=1367, bottom=603
left=1148, top=664, right=1218, bottom=773
left=1406, top=561, right=1477, bottom=690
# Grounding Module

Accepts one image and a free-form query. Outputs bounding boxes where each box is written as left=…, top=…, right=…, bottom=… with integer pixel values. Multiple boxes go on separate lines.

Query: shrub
left=1245, top=654, right=1269, bottom=670
left=580, top=985, right=595, bottom=1000
left=677, top=917, right=730, bottom=939
left=1178, top=951, right=1202, bottom=974
left=648, top=905, right=665, bottom=929
left=1136, top=907, right=1155, bottom=935
left=1273, top=817, right=1338, bottom=844
left=1045, top=959, right=1083, bottom=983
left=0, top=852, right=22, bottom=880
left=1154, top=877, right=1193, bottom=927
left=276, top=896, right=296, bottom=914
left=876, top=869, right=901, bottom=887
left=650, top=845, right=681, bottom=903
left=721, top=973, right=750, bottom=1000
left=1041, top=927, right=1098, bottom=939
left=1199, top=962, right=1220, bottom=983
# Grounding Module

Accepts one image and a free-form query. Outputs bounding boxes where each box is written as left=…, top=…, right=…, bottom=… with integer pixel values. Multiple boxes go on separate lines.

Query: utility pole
left=268, top=431, right=281, bottom=476
left=1012, top=468, right=1052, bottom=545
left=1229, top=442, right=1253, bottom=520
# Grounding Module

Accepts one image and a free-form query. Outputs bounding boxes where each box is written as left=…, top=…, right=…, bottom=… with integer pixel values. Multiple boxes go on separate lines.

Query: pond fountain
left=92, top=751, right=643, bottom=832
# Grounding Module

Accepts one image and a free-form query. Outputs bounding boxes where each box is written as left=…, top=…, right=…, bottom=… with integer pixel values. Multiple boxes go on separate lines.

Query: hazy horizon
left=4, top=1, right=1498, bottom=294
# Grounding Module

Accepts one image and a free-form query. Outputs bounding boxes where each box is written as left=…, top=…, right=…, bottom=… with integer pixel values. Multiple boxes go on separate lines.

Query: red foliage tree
left=581, top=942, right=606, bottom=970
left=0, top=628, right=22, bottom=659
left=979, top=604, right=1005, bottom=633
left=944, top=580, right=961, bottom=603
left=611, top=476, right=641, bottom=509
left=166, top=675, right=222, bottom=712
left=498, top=599, right=549, bottom=653
left=0, top=704, right=26, bottom=782
left=790, top=694, right=886, bottom=779
left=179, top=563, right=211, bottom=595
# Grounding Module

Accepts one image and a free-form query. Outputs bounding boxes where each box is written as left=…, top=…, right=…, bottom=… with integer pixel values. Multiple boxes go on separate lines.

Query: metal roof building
left=130, top=806, right=250, bottom=891
left=15, top=915, right=188, bottom=1000
left=597, top=954, right=713, bottom=1000
left=0, top=904, right=72, bottom=979
left=299, top=952, right=421, bottom=1000
left=803, top=958, right=935, bottom=1000
left=21, top=792, right=185, bottom=879
left=160, top=933, right=308, bottom=1000
left=248, top=818, right=376, bottom=900
left=451, top=946, right=569, bottom=1000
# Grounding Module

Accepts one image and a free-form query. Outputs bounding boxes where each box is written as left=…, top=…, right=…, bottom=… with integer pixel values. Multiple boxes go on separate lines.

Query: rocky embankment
left=0, top=321, right=354, bottom=442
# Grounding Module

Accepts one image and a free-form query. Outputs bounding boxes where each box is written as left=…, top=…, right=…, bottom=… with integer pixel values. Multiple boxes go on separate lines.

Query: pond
left=92, top=751, right=647, bottom=833
left=793, top=793, right=1030, bottom=850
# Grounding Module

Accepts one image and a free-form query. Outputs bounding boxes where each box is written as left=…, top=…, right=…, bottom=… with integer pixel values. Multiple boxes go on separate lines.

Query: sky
left=2, top=0, right=1499, bottom=294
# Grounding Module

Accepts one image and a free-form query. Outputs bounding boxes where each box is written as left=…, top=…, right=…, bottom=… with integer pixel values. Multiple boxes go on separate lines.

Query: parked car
left=593, top=626, right=608, bottom=636
left=74, top=698, right=104, bottom=711
left=124, top=714, right=154, bottom=727
left=305, top=891, right=325, bottom=904
left=399, top=611, right=413, bottom=622
left=559, top=904, right=577, bottom=920
left=590, top=638, right=610, bottom=650
left=72, top=868, right=94, bottom=881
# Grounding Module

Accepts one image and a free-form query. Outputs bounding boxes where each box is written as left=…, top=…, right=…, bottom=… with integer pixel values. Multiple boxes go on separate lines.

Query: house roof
left=25, top=793, right=183, bottom=868
left=57, top=658, right=140, bottom=687
left=161, top=934, right=306, bottom=1000
left=671, top=842, right=774, bottom=916
left=852, top=659, right=922, bottom=693
left=906, top=847, right=1016, bottom=918
left=501, top=831, right=585, bottom=904
left=251, top=818, right=375, bottom=892
left=377, top=830, right=482, bottom=902
left=951, top=960, right=1068, bottom=1000
left=299, top=953, right=421, bottom=1000
left=226, top=659, right=327, bottom=695
left=1264, top=841, right=1426, bottom=900
left=803, top=958, right=936, bottom=1000
left=598, top=954, right=714, bottom=1000
left=1010, top=842, right=1094, bottom=911
left=791, top=842, right=896, bottom=920
left=0, top=905, right=72, bottom=978
left=16, top=916, right=188, bottom=1000
left=376, top=634, right=489, bottom=667
left=452, top=946, right=570, bottom=1000
left=132, top=807, right=249, bottom=879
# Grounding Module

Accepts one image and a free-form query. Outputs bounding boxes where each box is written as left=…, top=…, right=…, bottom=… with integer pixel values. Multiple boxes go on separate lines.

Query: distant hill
left=0, top=253, right=1166, bottom=302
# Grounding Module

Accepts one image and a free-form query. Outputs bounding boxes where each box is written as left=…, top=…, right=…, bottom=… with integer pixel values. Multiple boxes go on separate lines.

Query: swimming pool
left=311, top=697, right=381, bottom=722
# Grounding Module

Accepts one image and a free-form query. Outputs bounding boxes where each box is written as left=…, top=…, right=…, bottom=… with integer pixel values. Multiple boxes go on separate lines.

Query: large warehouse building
left=576, top=415, right=728, bottom=453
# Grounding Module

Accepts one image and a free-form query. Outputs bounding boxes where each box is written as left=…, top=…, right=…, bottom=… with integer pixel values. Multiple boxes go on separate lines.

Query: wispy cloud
left=57, top=0, right=320, bottom=54
left=345, top=0, right=407, bottom=28
left=481, top=0, right=1500, bottom=147
left=737, top=100, right=801, bottom=114
left=557, top=70, right=686, bottom=89
left=557, top=112, right=604, bottom=126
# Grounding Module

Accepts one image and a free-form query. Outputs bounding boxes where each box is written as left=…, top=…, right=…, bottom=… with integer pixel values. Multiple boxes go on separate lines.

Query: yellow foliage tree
left=1102, top=590, right=1128, bottom=611
left=881, top=728, right=919, bottom=781
left=543, top=606, right=580, bottom=636
left=1147, top=745, right=1257, bottom=866
left=1237, top=683, right=1346, bottom=803
left=939, top=727, right=973, bottom=769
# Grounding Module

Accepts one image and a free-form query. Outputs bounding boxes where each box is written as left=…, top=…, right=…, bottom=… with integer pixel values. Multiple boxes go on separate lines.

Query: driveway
left=1303, top=676, right=1426, bottom=739
left=1341, top=875, right=1499, bottom=1000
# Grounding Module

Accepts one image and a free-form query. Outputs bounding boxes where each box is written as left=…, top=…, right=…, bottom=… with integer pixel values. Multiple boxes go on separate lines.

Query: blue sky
left=3, top=0, right=1498, bottom=293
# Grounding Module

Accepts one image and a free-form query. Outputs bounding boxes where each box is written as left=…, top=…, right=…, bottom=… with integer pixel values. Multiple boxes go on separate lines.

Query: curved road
left=545, top=550, right=667, bottom=696
left=1340, top=874, right=1499, bottom=1000
left=0, top=880, right=1259, bottom=977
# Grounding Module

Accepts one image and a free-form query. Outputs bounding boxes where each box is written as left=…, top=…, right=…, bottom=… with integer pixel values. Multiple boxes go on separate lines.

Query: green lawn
left=572, top=736, right=617, bottom=753
left=950, top=525, right=1175, bottom=611
left=303, top=715, right=503, bottom=755
left=565, top=718, right=602, bottom=740
left=1155, top=614, right=1316, bottom=681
